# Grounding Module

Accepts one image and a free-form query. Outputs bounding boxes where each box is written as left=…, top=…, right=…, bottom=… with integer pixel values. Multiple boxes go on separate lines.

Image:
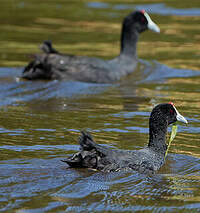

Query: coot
left=62, top=103, right=188, bottom=174
left=22, top=10, right=160, bottom=83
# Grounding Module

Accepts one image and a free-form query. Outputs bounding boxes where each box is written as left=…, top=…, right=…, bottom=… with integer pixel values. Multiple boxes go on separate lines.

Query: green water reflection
left=0, top=0, right=200, bottom=70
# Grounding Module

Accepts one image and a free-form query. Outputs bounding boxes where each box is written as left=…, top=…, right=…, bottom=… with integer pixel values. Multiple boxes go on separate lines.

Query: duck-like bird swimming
left=62, top=103, right=188, bottom=175
left=22, top=10, right=160, bottom=83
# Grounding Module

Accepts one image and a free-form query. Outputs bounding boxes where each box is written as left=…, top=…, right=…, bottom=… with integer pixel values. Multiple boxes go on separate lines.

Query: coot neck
left=148, top=116, right=168, bottom=155
left=120, top=28, right=139, bottom=58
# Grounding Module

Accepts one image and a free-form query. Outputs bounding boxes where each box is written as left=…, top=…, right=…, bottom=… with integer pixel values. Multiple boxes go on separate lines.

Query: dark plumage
left=22, top=10, right=160, bottom=83
left=62, top=103, right=187, bottom=174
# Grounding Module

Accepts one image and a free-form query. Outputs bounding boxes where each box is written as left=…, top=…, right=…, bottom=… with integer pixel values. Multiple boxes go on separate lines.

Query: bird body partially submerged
left=62, top=103, right=187, bottom=175
left=62, top=131, right=165, bottom=174
left=22, top=11, right=160, bottom=83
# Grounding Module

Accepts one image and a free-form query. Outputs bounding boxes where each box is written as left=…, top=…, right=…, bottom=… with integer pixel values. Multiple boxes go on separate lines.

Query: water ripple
left=87, top=2, right=200, bottom=16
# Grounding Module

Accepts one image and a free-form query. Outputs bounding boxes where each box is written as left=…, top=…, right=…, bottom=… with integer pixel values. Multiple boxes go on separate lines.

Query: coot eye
left=170, top=109, right=174, bottom=114
left=141, top=17, right=146, bottom=23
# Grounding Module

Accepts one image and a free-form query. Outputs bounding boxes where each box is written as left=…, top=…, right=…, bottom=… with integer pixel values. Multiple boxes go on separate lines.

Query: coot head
left=148, top=102, right=187, bottom=152
left=150, top=102, right=188, bottom=126
left=123, top=10, right=160, bottom=34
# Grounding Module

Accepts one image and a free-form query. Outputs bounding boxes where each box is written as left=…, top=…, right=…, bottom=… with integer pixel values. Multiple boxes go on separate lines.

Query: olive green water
left=0, top=0, right=200, bottom=212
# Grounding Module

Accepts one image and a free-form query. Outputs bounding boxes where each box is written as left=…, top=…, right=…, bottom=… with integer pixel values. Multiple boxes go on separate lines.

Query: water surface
left=0, top=0, right=200, bottom=212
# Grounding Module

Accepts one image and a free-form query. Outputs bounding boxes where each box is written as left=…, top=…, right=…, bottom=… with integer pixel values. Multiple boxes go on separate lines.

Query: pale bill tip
left=177, top=113, right=188, bottom=124
left=175, top=109, right=188, bottom=125
left=143, top=12, right=160, bottom=33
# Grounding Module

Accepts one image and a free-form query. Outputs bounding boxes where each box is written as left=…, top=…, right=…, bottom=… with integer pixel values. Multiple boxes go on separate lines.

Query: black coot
left=22, top=10, right=160, bottom=83
left=62, top=103, right=188, bottom=174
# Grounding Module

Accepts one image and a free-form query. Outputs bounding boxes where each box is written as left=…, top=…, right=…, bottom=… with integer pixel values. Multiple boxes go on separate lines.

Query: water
left=0, top=0, right=200, bottom=212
